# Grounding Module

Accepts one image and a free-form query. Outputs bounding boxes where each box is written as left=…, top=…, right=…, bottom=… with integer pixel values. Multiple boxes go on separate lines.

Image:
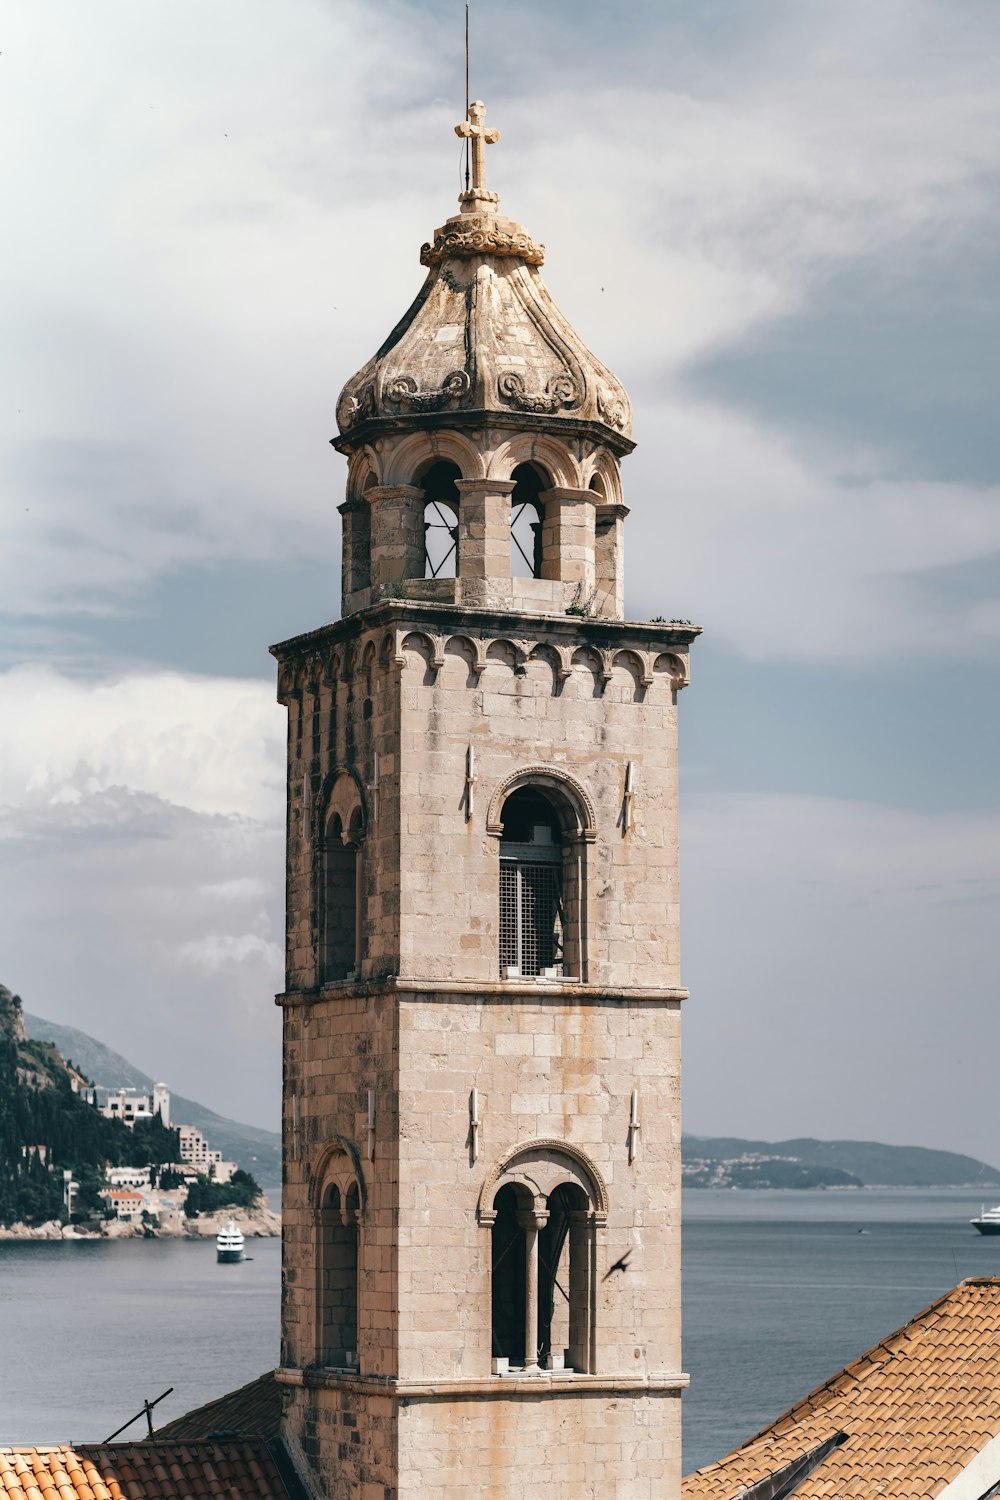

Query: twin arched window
left=315, top=1148, right=363, bottom=1370
left=321, top=779, right=364, bottom=985
left=420, top=460, right=547, bottom=581
left=481, top=1144, right=605, bottom=1375
left=313, top=1141, right=604, bottom=1379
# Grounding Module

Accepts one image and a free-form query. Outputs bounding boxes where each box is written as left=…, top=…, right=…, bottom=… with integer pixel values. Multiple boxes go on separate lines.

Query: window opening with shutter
left=499, top=788, right=565, bottom=977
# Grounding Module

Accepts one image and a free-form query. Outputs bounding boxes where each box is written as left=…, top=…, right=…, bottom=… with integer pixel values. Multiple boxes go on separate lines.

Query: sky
left=1, top=0, right=998, bottom=1156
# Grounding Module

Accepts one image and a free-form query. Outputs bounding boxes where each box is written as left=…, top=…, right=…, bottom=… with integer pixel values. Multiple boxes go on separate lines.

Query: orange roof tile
left=683, top=1277, right=1000, bottom=1500
left=150, top=1372, right=281, bottom=1443
left=0, top=1442, right=291, bottom=1500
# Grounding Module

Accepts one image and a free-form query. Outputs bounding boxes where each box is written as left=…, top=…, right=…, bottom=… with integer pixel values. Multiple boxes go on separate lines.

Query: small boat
left=216, top=1219, right=245, bottom=1262
left=971, top=1205, right=1000, bottom=1236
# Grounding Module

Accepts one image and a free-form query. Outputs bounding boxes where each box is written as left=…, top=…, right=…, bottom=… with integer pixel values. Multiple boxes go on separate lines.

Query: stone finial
left=455, top=99, right=500, bottom=209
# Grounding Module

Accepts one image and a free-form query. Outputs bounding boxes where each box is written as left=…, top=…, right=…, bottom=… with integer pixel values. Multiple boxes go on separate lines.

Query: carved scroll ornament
left=597, top=387, right=629, bottom=431
left=497, top=369, right=579, bottom=414
left=420, top=225, right=545, bottom=267
left=383, top=368, right=471, bottom=412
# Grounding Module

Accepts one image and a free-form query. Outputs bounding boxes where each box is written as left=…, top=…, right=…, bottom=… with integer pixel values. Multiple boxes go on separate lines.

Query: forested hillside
left=24, top=1012, right=281, bottom=1181
left=0, top=985, right=179, bottom=1226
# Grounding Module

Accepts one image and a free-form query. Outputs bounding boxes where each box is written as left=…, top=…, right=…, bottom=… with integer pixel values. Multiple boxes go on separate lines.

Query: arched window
left=499, top=788, right=564, bottom=978
left=317, top=1176, right=361, bottom=1369
left=421, top=460, right=461, bottom=579
left=321, top=787, right=364, bottom=984
left=481, top=1144, right=605, bottom=1375
left=510, top=463, right=545, bottom=579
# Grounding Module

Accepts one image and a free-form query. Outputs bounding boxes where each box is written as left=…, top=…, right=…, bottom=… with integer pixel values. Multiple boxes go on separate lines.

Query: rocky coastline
left=0, top=1204, right=280, bottom=1241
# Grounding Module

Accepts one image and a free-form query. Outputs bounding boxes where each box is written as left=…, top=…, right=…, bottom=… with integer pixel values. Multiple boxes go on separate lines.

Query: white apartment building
left=96, top=1083, right=170, bottom=1128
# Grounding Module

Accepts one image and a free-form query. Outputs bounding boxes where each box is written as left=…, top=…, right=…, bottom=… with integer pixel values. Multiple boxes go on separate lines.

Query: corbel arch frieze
left=398, top=629, right=447, bottom=676
left=485, top=765, right=597, bottom=842
left=276, top=663, right=301, bottom=706
left=613, top=648, right=654, bottom=690
left=320, top=645, right=342, bottom=687
left=444, top=634, right=489, bottom=678
left=477, top=1139, right=609, bottom=1226
left=653, top=651, right=690, bottom=691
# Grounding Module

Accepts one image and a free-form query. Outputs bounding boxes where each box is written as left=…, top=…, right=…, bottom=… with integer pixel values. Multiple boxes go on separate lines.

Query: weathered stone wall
left=394, top=989, right=681, bottom=1381
left=276, top=602, right=693, bottom=996
left=282, top=1383, right=397, bottom=1500
left=281, top=994, right=400, bottom=1379
left=397, top=1388, right=681, bottom=1499
left=275, top=599, right=692, bottom=1496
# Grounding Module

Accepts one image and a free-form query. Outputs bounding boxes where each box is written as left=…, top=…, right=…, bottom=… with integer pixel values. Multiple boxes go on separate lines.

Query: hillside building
left=94, top=1083, right=170, bottom=1128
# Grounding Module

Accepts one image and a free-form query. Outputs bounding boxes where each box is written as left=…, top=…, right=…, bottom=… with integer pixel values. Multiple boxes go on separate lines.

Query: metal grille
left=423, top=501, right=458, bottom=578
left=499, top=857, right=563, bottom=976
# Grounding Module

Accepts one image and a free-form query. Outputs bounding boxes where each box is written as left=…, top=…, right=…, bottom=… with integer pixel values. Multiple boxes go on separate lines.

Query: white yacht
left=970, top=1204, right=1000, bottom=1236
left=216, top=1219, right=245, bottom=1262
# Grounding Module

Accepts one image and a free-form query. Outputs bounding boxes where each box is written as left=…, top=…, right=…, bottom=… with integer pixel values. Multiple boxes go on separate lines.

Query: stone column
left=517, top=1207, right=548, bottom=1371
left=595, top=502, right=629, bottom=619
left=539, top=486, right=598, bottom=593
left=338, top=498, right=372, bottom=614
left=455, top=477, right=515, bottom=582
left=367, top=484, right=424, bottom=591
left=567, top=1209, right=593, bottom=1373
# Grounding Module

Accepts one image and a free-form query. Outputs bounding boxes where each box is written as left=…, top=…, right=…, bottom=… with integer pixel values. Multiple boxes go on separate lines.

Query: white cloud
left=625, top=396, right=1000, bottom=660
left=0, top=665, right=285, bottom=1124
left=2, top=2, right=999, bottom=666
left=175, top=932, right=283, bottom=973
left=0, top=666, right=283, bottom=821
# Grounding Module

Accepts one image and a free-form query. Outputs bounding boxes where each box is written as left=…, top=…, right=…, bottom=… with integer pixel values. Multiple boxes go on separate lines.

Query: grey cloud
left=682, top=216, right=1000, bottom=486
left=0, top=784, right=283, bottom=1127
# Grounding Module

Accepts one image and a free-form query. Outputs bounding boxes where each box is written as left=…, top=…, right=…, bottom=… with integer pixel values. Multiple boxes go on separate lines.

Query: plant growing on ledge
left=565, top=583, right=598, bottom=618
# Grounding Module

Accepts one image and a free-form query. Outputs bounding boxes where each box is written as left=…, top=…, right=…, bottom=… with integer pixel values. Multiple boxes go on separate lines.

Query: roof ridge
left=713, top=1279, right=989, bottom=1460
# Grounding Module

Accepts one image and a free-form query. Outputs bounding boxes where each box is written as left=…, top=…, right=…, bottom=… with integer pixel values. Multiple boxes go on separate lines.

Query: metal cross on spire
left=455, top=100, right=500, bottom=202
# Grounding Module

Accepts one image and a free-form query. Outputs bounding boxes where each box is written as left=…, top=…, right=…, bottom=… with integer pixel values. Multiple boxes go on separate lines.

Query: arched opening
left=420, top=460, right=461, bottom=579
left=498, top=782, right=588, bottom=980
left=318, top=1180, right=360, bottom=1368
left=510, top=463, right=545, bottom=579
left=484, top=1147, right=602, bottom=1375
left=491, top=1183, right=526, bottom=1367
left=322, top=812, right=361, bottom=983
left=539, top=1182, right=591, bottom=1371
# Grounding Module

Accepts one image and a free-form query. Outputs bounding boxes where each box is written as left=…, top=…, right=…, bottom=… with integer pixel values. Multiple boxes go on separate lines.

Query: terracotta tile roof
left=150, top=1372, right=282, bottom=1442
left=683, top=1277, right=1000, bottom=1500
left=0, top=1439, right=290, bottom=1500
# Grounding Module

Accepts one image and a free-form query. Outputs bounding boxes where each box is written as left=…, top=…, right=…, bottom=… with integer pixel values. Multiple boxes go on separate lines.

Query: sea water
left=1, top=1189, right=998, bottom=1469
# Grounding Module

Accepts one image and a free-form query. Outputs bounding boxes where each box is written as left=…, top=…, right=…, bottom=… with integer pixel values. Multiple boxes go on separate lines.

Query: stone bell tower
left=273, top=101, right=698, bottom=1499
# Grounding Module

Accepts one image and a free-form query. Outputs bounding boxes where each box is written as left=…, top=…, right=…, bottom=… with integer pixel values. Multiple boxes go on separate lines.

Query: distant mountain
left=683, top=1134, right=1000, bottom=1188
left=23, top=1013, right=281, bottom=1184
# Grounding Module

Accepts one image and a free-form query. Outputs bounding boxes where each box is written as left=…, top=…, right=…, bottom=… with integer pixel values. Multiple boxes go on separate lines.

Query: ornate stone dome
left=334, top=104, right=632, bottom=455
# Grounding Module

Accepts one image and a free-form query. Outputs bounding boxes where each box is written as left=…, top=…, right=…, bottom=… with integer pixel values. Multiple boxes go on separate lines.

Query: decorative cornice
left=420, top=223, right=545, bottom=267
left=276, top=1366, right=689, bottom=1396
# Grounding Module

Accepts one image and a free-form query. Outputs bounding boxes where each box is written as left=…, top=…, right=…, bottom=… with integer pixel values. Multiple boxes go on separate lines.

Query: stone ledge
left=276, top=1367, right=689, bottom=1398
left=276, top=979, right=688, bottom=1008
